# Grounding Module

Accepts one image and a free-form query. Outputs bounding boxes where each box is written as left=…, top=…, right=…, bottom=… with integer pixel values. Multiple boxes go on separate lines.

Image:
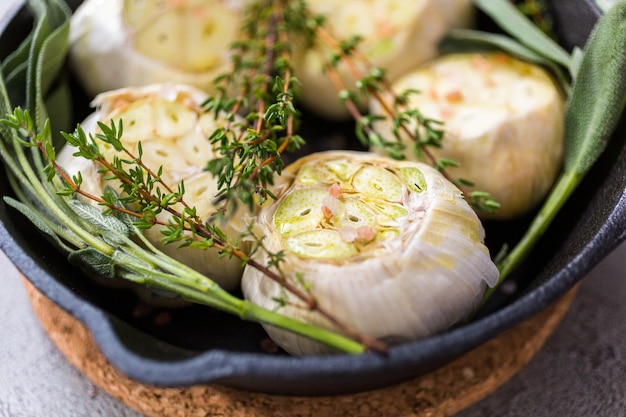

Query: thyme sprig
left=56, top=116, right=388, bottom=353
left=1, top=0, right=392, bottom=354
left=203, top=0, right=314, bottom=214
left=312, top=26, right=500, bottom=213
left=1, top=105, right=383, bottom=354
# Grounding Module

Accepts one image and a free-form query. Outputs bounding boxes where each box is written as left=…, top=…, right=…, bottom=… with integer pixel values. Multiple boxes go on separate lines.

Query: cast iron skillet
left=1, top=0, right=624, bottom=396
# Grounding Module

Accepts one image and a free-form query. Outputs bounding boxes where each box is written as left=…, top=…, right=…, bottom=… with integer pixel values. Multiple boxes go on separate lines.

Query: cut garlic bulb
left=69, top=0, right=246, bottom=97
left=241, top=150, right=498, bottom=355
left=293, top=0, right=474, bottom=119
left=370, top=52, right=565, bottom=219
left=58, top=83, right=248, bottom=291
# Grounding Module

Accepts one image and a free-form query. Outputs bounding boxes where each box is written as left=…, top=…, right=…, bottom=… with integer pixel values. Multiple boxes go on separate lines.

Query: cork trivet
left=24, top=278, right=578, bottom=417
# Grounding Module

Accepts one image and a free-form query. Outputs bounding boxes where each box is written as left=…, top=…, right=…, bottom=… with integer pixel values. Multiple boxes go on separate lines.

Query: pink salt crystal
left=329, top=183, right=343, bottom=199
left=321, top=205, right=333, bottom=219
left=357, top=226, right=376, bottom=241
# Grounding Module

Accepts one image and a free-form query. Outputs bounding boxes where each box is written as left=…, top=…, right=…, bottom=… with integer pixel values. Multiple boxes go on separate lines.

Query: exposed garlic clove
left=273, top=188, right=328, bottom=236
left=241, top=150, right=499, bottom=355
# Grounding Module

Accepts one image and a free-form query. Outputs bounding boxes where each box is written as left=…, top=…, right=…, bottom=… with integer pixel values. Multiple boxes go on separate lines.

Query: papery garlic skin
left=69, top=0, right=245, bottom=97
left=370, top=52, right=565, bottom=220
left=58, top=83, right=248, bottom=291
left=241, top=151, right=499, bottom=355
left=293, top=0, right=474, bottom=119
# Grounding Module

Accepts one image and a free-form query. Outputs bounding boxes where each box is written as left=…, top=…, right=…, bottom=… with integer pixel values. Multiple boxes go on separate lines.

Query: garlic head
left=58, top=83, right=249, bottom=291
left=370, top=52, right=566, bottom=219
left=293, top=0, right=474, bottom=119
left=241, top=150, right=499, bottom=355
left=69, top=0, right=246, bottom=97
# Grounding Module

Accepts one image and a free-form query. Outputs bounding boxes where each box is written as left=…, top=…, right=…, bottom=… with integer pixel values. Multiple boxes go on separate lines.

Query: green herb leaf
left=23, top=0, right=71, bottom=131
left=68, top=248, right=116, bottom=279
left=563, top=3, right=626, bottom=173
left=473, top=0, right=571, bottom=68
left=68, top=199, right=130, bottom=244
left=0, top=0, right=372, bottom=354
left=3, top=196, right=74, bottom=252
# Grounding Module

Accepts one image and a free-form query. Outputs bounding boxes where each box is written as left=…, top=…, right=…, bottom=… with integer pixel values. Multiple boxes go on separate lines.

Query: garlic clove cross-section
left=241, top=150, right=499, bottom=355
left=58, top=83, right=249, bottom=292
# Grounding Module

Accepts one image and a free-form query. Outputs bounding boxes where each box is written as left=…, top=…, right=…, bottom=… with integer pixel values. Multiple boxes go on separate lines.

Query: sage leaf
left=473, top=0, right=571, bottom=69
left=111, top=249, right=151, bottom=269
left=29, top=0, right=71, bottom=132
left=68, top=248, right=115, bottom=278
left=0, top=0, right=370, bottom=354
left=569, top=47, right=585, bottom=81
left=68, top=199, right=130, bottom=244
left=563, top=2, right=626, bottom=173
left=43, top=75, right=72, bottom=144
left=2, top=32, right=33, bottom=79
left=102, top=185, right=138, bottom=231
left=4, top=0, right=72, bottom=131
left=3, top=60, right=30, bottom=109
left=3, top=196, right=75, bottom=253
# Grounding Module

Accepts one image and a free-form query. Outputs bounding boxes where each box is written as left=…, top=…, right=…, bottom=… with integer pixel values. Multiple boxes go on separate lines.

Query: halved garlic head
left=370, top=52, right=565, bottom=219
left=58, top=83, right=248, bottom=291
left=293, top=0, right=474, bottom=119
left=241, top=150, right=498, bottom=355
left=69, top=0, right=245, bottom=97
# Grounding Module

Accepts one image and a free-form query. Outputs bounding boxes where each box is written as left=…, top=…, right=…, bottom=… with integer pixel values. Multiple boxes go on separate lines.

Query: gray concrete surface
left=0, top=247, right=143, bottom=417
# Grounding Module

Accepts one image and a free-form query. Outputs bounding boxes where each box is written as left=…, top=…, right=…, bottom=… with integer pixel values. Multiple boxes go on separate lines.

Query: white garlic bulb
left=370, top=52, right=565, bottom=219
left=293, top=0, right=475, bottom=119
left=58, top=83, right=248, bottom=291
left=68, top=0, right=246, bottom=97
left=241, top=150, right=498, bottom=355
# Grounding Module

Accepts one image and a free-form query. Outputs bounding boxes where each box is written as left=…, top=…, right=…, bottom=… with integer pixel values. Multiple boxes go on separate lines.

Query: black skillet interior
left=1, top=0, right=625, bottom=396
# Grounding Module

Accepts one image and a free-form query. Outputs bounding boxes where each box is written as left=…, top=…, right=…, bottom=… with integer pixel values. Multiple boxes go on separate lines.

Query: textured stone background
left=1, top=1, right=625, bottom=416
